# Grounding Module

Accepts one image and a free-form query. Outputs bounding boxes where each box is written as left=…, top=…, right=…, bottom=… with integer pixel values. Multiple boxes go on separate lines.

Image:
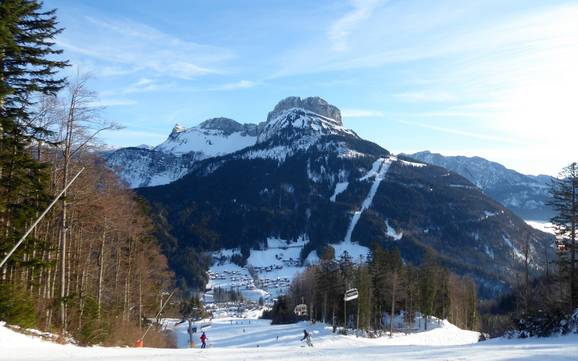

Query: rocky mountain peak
left=266, top=96, right=342, bottom=124
left=256, top=97, right=354, bottom=144
left=171, top=123, right=187, bottom=135
left=199, top=117, right=245, bottom=134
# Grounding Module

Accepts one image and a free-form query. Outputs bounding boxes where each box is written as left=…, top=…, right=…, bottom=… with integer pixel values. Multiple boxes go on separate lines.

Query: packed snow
left=329, top=239, right=371, bottom=261
left=4, top=316, right=578, bottom=361
left=166, top=314, right=480, bottom=349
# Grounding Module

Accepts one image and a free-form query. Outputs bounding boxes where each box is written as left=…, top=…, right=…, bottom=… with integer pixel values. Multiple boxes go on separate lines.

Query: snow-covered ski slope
left=343, top=157, right=392, bottom=244
left=3, top=317, right=578, bottom=361
left=166, top=314, right=480, bottom=349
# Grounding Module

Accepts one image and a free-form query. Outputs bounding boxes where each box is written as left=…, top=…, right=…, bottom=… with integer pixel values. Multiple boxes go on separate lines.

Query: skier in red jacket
left=200, top=331, right=207, bottom=348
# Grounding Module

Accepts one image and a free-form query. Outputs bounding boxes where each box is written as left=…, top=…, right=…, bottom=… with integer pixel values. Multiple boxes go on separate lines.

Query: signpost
left=343, top=288, right=359, bottom=334
left=344, top=288, right=359, bottom=301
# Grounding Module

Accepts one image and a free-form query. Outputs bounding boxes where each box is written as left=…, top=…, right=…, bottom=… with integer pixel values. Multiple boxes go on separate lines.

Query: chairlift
left=294, top=303, right=308, bottom=316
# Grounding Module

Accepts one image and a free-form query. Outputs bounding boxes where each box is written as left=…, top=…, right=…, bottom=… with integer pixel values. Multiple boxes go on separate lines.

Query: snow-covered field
left=3, top=316, right=578, bottom=361
left=526, top=220, right=555, bottom=235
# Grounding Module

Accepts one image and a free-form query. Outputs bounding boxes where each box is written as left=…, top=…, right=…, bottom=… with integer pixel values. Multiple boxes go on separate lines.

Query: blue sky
left=44, top=0, right=578, bottom=175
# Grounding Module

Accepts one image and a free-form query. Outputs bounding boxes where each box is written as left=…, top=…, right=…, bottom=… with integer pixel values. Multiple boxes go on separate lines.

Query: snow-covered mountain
left=136, top=97, right=553, bottom=296
left=406, top=151, right=554, bottom=221
left=156, top=117, right=259, bottom=155
left=105, top=117, right=260, bottom=188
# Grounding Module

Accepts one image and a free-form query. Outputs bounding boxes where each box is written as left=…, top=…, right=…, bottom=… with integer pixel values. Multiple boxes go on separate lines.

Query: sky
left=43, top=0, right=578, bottom=176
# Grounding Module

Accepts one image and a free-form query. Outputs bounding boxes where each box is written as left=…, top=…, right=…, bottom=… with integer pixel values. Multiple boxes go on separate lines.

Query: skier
left=200, top=331, right=207, bottom=349
left=300, top=329, right=313, bottom=347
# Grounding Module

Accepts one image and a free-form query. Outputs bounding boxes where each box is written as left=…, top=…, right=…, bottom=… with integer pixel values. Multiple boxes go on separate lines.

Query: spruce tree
left=0, top=0, right=67, bottom=241
left=549, top=162, right=578, bottom=312
left=0, top=0, right=67, bottom=324
left=355, top=263, right=372, bottom=331
left=0, top=0, right=68, bottom=125
left=419, top=250, right=439, bottom=330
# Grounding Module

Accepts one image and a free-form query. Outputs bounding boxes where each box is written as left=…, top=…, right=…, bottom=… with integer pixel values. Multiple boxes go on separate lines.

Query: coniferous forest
left=264, top=245, right=479, bottom=333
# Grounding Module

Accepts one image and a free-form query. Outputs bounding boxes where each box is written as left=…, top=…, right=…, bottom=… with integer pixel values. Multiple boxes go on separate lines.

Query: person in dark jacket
left=300, top=330, right=312, bottom=346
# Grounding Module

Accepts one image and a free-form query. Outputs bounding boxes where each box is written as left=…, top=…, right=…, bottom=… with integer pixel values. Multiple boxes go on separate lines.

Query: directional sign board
left=344, top=288, right=359, bottom=301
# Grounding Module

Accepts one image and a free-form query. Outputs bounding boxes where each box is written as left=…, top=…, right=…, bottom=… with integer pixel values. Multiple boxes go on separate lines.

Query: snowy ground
left=3, top=316, right=578, bottom=361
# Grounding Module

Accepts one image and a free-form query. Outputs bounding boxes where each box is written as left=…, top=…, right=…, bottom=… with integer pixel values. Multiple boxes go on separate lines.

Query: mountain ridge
left=132, top=97, right=553, bottom=296
left=406, top=151, right=554, bottom=220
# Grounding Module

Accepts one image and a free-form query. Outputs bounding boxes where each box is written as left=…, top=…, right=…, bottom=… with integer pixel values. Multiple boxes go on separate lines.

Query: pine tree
left=387, top=248, right=402, bottom=336
left=0, top=0, right=68, bottom=123
left=369, top=243, right=387, bottom=329
left=355, top=263, right=372, bottom=331
left=549, top=162, right=578, bottom=312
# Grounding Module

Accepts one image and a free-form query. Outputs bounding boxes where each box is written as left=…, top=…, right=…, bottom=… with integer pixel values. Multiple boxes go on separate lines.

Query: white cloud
left=316, top=2, right=578, bottom=174
left=394, top=90, right=456, bottom=103
left=216, top=80, right=256, bottom=91
left=56, top=15, right=234, bottom=80
left=328, top=0, right=387, bottom=52
left=92, top=98, right=138, bottom=107
left=105, top=129, right=167, bottom=148
left=394, top=119, right=524, bottom=144
left=342, top=109, right=384, bottom=117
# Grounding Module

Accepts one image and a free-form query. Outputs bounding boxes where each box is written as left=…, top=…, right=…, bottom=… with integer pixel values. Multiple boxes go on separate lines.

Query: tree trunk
left=97, top=225, right=106, bottom=319
left=390, top=272, right=397, bottom=337
left=571, top=165, right=576, bottom=311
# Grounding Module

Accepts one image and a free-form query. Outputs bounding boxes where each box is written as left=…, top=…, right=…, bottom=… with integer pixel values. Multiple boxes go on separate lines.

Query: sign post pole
left=343, top=288, right=359, bottom=335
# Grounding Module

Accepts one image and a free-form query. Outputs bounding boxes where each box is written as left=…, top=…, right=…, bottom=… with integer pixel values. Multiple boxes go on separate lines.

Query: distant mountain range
left=104, top=96, right=554, bottom=295
left=406, top=151, right=554, bottom=221
left=106, top=114, right=555, bottom=222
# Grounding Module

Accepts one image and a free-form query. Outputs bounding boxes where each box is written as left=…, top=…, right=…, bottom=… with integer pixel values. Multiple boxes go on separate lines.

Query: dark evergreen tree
left=0, top=0, right=67, bottom=271
left=0, top=0, right=68, bottom=123
left=419, top=250, right=439, bottom=330
left=369, top=243, right=387, bottom=329
left=268, top=296, right=297, bottom=325
left=355, top=262, right=372, bottom=331
left=549, top=162, right=578, bottom=312
left=315, top=246, right=342, bottom=326
left=387, top=248, right=402, bottom=336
